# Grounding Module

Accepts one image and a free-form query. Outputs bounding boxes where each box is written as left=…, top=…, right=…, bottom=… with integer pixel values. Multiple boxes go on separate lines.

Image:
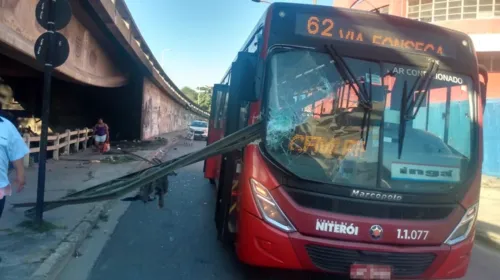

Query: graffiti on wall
left=142, top=78, right=197, bottom=139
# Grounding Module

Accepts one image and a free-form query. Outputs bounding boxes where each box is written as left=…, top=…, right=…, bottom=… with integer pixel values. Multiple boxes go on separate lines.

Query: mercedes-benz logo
left=369, top=225, right=383, bottom=240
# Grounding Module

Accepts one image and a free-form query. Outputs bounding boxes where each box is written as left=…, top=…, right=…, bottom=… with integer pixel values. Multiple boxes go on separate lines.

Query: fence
left=22, top=128, right=94, bottom=167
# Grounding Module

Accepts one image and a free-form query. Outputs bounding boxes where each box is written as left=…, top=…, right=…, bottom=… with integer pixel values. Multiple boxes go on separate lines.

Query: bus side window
left=239, top=102, right=250, bottom=129
left=222, top=91, right=229, bottom=127
left=216, top=91, right=228, bottom=129
left=213, top=90, right=223, bottom=129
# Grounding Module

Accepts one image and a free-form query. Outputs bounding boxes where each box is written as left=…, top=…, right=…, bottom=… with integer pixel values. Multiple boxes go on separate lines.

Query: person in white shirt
left=0, top=116, right=28, bottom=219
left=0, top=79, right=28, bottom=220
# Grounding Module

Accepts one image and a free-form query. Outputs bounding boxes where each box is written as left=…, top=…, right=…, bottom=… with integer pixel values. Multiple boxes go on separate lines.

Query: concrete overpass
left=0, top=0, right=208, bottom=140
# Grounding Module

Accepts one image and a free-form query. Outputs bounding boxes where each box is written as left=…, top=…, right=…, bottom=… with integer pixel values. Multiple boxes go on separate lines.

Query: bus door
left=215, top=52, right=257, bottom=244
left=215, top=71, right=241, bottom=244
left=204, top=84, right=229, bottom=184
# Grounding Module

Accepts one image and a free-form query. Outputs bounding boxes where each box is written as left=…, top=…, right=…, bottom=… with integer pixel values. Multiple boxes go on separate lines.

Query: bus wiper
left=397, top=59, right=439, bottom=159
left=406, top=59, right=439, bottom=119
left=360, top=68, right=373, bottom=150
left=325, top=44, right=371, bottom=109
left=398, top=80, right=408, bottom=159
left=325, top=44, right=374, bottom=151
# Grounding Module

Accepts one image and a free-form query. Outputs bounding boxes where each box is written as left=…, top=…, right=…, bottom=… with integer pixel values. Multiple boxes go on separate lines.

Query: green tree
left=196, top=86, right=213, bottom=95
left=197, top=92, right=212, bottom=111
left=182, top=85, right=212, bottom=112
left=196, top=85, right=212, bottom=112
left=181, top=86, right=198, bottom=102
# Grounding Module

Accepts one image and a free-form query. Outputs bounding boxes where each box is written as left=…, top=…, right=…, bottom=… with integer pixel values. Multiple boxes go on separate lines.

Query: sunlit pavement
left=61, top=141, right=500, bottom=280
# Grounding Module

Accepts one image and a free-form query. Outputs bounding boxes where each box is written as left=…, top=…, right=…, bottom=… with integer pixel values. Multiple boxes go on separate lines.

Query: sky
left=124, top=0, right=336, bottom=90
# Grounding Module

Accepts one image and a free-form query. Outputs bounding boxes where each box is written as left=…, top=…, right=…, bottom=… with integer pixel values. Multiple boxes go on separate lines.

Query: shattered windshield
left=264, top=49, right=474, bottom=193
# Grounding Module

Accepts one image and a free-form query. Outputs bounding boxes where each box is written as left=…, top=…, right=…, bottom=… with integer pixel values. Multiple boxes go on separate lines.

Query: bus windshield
left=264, top=49, right=475, bottom=194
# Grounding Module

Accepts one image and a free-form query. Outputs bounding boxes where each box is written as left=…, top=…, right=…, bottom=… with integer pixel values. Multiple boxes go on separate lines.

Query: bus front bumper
left=236, top=210, right=474, bottom=279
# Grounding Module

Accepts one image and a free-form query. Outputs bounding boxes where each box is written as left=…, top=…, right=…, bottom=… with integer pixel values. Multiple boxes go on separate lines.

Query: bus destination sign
left=295, top=13, right=456, bottom=58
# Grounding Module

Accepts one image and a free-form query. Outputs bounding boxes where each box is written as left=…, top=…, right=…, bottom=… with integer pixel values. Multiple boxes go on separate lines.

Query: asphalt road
left=59, top=141, right=500, bottom=280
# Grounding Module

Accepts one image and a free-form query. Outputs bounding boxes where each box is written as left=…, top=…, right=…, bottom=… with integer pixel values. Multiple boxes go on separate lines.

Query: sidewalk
left=476, top=175, right=500, bottom=249
left=0, top=130, right=186, bottom=280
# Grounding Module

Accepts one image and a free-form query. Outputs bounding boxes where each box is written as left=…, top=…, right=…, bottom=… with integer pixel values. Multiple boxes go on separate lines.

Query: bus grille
left=285, top=188, right=455, bottom=220
left=305, top=244, right=435, bottom=277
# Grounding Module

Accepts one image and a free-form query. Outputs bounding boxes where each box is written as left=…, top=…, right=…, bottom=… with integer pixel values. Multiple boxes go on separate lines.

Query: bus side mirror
left=478, top=64, right=488, bottom=111
left=231, top=51, right=258, bottom=102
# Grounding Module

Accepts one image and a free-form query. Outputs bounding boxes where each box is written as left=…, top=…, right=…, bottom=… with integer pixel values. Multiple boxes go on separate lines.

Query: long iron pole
left=35, top=0, right=56, bottom=226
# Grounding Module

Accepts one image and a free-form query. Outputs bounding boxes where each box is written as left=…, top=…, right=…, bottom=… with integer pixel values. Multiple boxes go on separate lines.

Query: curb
left=30, top=134, right=182, bottom=280
left=30, top=201, right=115, bottom=280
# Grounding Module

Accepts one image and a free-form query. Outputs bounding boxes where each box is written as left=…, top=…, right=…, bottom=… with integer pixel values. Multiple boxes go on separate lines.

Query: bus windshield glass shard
left=263, top=49, right=475, bottom=193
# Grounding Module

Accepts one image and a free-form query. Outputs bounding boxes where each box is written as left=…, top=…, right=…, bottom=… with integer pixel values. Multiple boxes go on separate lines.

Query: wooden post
left=82, top=128, right=88, bottom=150
left=53, top=133, right=61, bottom=160
left=23, top=133, right=30, bottom=167
left=64, top=129, right=71, bottom=155
left=89, top=129, right=93, bottom=149
left=73, top=129, right=80, bottom=153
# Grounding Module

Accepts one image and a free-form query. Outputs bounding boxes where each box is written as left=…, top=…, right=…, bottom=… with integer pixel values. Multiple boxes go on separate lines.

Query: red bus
left=204, top=3, right=488, bottom=279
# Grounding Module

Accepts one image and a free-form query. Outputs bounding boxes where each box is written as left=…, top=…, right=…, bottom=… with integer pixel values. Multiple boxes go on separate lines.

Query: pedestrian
left=0, top=79, right=29, bottom=221
left=0, top=78, right=17, bottom=128
left=93, top=118, right=109, bottom=153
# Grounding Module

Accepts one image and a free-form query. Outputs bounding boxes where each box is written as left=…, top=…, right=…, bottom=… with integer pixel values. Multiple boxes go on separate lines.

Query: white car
left=189, top=120, right=208, bottom=140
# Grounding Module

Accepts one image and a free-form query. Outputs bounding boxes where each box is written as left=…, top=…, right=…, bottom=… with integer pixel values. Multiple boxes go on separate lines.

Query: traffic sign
left=35, top=0, right=72, bottom=31
left=34, top=32, right=70, bottom=68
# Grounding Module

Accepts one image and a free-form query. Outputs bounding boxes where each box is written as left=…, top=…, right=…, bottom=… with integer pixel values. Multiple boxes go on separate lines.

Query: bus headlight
left=444, top=203, right=478, bottom=245
left=250, top=179, right=296, bottom=233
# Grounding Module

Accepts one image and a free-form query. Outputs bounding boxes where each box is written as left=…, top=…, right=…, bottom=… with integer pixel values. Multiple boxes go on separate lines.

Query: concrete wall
left=1, top=0, right=207, bottom=141
left=141, top=78, right=196, bottom=140
left=0, top=0, right=127, bottom=87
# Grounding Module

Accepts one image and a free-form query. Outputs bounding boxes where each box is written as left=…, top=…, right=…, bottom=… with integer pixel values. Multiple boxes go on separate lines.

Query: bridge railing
left=22, top=128, right=94, bottom=167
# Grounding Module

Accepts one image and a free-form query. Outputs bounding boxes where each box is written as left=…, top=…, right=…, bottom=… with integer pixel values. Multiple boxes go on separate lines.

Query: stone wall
left=141, top=78, right=197, bottom=139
